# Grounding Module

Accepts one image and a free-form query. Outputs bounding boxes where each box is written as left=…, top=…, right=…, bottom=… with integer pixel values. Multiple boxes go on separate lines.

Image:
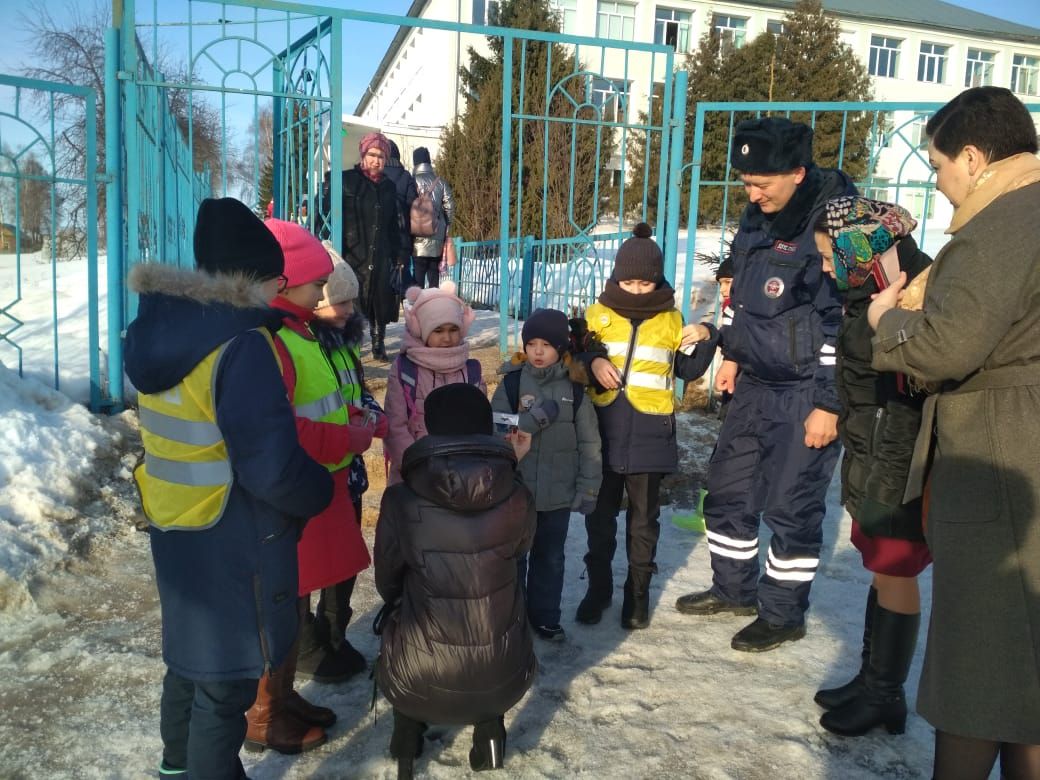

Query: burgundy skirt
left=851, top=519, right=932, bottom=577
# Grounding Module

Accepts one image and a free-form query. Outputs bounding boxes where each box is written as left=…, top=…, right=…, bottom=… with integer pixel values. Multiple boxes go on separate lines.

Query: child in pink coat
left=383, top=282, right=486, bottom=484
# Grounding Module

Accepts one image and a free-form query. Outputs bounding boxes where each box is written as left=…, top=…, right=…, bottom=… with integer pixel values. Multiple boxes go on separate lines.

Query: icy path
left=0, top=410, right=940, bottom=779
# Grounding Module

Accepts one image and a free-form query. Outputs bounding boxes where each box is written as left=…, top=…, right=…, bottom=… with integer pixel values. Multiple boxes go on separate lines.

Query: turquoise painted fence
left=0, top=75, right=103, bottom=409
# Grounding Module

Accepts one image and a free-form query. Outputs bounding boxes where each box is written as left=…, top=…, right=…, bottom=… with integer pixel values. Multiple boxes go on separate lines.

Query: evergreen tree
left=628, top=0, right=872, bottom=226
left=438, top=0, right=614, bottom=241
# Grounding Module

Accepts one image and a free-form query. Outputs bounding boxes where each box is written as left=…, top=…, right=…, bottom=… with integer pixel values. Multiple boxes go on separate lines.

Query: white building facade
left=357, top=0, right=1040, bottom=226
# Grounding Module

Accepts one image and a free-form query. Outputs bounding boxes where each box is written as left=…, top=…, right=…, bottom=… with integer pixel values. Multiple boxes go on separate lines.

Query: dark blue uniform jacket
left=722, top=166, right=854, bottom=413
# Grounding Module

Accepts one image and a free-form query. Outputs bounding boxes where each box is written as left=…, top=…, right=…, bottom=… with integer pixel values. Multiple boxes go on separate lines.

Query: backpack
left=502, top=370, right=584, bottom=416
left=397, top=353, right=482, bottom=421
left=409, top=188, right=437, bottom=237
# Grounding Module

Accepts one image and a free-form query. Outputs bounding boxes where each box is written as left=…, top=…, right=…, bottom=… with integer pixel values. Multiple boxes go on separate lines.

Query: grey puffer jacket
left=491, top=359, right=602, bottom=512
left=412, top=162, right=455, bottom=257
left=374, top=433, right=537, bottom=725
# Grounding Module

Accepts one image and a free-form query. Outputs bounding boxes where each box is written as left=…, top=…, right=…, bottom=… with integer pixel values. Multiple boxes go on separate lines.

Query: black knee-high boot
left=820, top=606, right=919, bottom=736
left=815, top=586, right=877, bottom=709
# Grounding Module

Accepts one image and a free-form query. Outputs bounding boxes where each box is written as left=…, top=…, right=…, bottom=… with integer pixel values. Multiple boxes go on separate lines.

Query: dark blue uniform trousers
left=704, top=375, right=839, bottom=627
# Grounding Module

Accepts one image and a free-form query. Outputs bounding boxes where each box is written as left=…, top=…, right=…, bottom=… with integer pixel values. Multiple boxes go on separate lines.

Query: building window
left=1011, top=53, right=1040, bottom=96
left=655, top=7, right=694, bottom=53
left=590, top=77, right=629, bottom=123
left=869, top=35, right=901, bottom=78
left=550, top=0, right=578, bottom=34
left=965, top=48, right=995, bottom=87
left=863, top=177, right=891, bottom=202
left=917, top=42, right=949, bottom=84
left=473, top=0, right=501, bottom=25
left=904, top=182, right=935, bottom=221
left=597, top=1, right=636, bottom=41
left=713, top=14, right=747, bottom=51
left=766, top=19, right=785, bottom=36
left=910, top=116, right=929, bottom=150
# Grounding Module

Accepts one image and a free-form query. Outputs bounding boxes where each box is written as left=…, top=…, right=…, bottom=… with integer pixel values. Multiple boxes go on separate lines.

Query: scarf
left=597, top=278, right=677, bottom=321
left=400, top=329, right=472, bottom=373
left=821, top=197, right=917, bottom=290
left=947, top=152, right=1040, bottom=234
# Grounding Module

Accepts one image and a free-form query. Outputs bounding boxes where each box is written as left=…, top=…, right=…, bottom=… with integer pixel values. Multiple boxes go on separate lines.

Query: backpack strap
left=571, top=381, right=584, bottom=411
left=465, top=358, right=482, bottom=388
left=504, top=370, right=521, bottom=413
left=397, top=354, right=419, bottom=420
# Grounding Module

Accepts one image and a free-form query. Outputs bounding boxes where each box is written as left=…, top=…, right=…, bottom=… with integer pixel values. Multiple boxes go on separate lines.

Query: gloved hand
left=343, top=423, right=375, bottom=454
left=571, top=491, right=598, bottom=516
left=529, top=399, right=560, bottom=429
left=371, top=410, right=389, bottom=439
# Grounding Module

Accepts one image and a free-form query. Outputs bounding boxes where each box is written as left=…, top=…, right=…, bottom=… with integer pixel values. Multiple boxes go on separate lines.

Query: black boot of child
left=621, top=569, right=651, bottom=630
left=469, top=716, right=506, bottom=771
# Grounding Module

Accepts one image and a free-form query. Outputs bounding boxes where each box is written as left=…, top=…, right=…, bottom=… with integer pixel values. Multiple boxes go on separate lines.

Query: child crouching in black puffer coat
left=374, top=383, right=537, bottom=779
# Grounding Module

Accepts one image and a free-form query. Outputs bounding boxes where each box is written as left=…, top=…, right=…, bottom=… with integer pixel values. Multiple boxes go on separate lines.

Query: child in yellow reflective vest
left=574, top=223, right=719, bottom=630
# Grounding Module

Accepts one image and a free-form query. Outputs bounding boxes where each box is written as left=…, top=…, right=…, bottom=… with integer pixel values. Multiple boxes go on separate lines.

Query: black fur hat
left=730, top=117, right=813, bottom=174
left=424, top=383, right=493, bottom=436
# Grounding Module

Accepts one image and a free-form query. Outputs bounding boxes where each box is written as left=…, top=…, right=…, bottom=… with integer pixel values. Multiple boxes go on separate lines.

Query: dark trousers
left=518, top=507, right=571, bottom=626
left=704, top=376, right=840, bottom=627
left=412, top=256, right=440, bottom=289
left=159, top=668, right=257, bottom=779
left=585, top=470, right=663, bottom=576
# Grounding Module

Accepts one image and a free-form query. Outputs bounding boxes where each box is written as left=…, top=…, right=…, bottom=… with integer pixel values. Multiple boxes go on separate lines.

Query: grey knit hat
left=612, top=223, right=663, bottom=283
left=317, top=241, right=359, bottom=307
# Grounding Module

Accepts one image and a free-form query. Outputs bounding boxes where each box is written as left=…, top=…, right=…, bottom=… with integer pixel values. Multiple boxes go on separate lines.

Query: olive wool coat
left=374, top=434, right=537, bottom=725
left=872, top=181, right=1040, bottom=744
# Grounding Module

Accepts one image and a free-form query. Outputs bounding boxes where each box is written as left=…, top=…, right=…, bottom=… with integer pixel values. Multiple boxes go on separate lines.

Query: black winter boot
left=389, top=709, right=426, bottom=780
left=816, top=586, right=877, bottom=710
left=820, top=607, right=920, bottom=737
left=373, top=324, right=389, bottom=361
left=621, top=569, right=651, bottom=630
left=296, top=608, right=364, bottom=684
left=469, top=716, right=506, bottom=771
left=316, top=579, right=367, bottom=677
left=575, top=556, right=613, bottom=625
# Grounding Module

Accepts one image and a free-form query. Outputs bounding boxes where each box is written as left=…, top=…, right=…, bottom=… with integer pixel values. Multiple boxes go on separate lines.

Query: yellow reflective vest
left=135, top=329, right=280, bottom=531
left=277, top=326, right=354, bottom=472
left=326, top=343, right=363, bottom=410
left=585, top=302, right=682, bottom=415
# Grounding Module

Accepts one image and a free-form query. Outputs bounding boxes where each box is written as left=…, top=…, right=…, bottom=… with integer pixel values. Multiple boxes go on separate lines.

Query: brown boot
left=244, top=661, right=327, bottom=754
left=280, top=631, right=337, bottom=729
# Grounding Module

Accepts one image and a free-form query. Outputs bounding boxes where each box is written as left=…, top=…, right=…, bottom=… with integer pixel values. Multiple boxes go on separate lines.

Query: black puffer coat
left=337, top=167, right=407, bottom=326
left=374, top=434, right=537, bottom=725
left=836, top=236, right=931, bottom=539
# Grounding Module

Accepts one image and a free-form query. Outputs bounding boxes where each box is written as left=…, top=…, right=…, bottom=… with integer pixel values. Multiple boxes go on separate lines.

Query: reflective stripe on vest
left=277, top=326, right=353, bottom=471
left=586, top=302, right=681, bottom=415
left=143, top=452, right=232, bottom=486
left=328, top=345, right=363, bottom=407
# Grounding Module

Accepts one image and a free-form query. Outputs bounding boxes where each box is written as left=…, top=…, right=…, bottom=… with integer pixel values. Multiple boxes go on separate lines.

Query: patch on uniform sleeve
left=773, top=240, right=798, bottom=254
left=519, top=394, right=536, bottom=411
left=763, top=277, right=785, bottom=299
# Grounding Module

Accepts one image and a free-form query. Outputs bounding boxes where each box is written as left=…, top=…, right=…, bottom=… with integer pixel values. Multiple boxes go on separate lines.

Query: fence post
left=497, top=34, right=514, bottom=358
left=520, top=234, right=535, bottom=320
left=104, top=14, right=124, bottom=410
left=663, top=69, right=687, bottom=285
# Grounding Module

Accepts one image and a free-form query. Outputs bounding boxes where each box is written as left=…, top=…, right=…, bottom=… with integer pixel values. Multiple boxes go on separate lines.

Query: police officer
left=676, top=117, right=854, bottom=652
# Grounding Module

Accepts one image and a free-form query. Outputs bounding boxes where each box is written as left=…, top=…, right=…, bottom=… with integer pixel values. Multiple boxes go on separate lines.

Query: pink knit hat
left=265, top=219, right=333, bottom=288
left=403, top=281, right=475, bottom=343
left=359, top=131, right=390, bottom=160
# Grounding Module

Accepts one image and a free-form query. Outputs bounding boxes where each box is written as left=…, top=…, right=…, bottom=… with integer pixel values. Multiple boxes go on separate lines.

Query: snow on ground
left=0, top=226, right=960, bottom=778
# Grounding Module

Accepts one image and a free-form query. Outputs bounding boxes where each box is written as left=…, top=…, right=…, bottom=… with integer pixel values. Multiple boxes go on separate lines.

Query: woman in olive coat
left=868, top=87, right=1040, bottom=778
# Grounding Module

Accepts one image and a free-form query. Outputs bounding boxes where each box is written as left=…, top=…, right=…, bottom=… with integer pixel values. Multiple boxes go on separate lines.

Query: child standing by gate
left=491, top=308, right=601, bottom=641
left=575, top=223, right=719, bottom=630
left=383, top=281, right=485, bottom=485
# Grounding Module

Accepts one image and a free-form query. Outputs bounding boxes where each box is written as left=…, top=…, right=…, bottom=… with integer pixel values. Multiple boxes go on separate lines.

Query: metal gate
left=0, top=75, right=104, bottom=409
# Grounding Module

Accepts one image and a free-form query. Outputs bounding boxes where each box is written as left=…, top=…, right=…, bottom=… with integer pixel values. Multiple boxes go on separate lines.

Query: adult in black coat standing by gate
left=328, top=132, right=407, bottom=361
left=384, top=140, right=419, bottom=287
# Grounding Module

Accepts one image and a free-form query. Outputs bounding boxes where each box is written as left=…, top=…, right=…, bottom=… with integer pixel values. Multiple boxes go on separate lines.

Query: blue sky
left=3, top=0, right=1037, bottom=119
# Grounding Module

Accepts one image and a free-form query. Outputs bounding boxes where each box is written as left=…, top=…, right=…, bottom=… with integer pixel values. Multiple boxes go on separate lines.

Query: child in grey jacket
left=491, top=308, right=602, bottom=641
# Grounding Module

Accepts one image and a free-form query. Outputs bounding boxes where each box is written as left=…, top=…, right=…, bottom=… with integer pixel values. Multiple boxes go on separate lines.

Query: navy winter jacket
left=124, top=265, right=333, bottom=682
left=722, top=166, right=854, bottom=413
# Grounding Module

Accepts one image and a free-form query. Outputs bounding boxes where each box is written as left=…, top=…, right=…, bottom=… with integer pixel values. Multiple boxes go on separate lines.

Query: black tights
left=934, top=730, right=1040, bottom=780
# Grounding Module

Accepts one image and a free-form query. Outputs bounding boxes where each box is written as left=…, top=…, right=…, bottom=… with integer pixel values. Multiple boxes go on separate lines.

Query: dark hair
left=926, top=87, right=1038, bottom=162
